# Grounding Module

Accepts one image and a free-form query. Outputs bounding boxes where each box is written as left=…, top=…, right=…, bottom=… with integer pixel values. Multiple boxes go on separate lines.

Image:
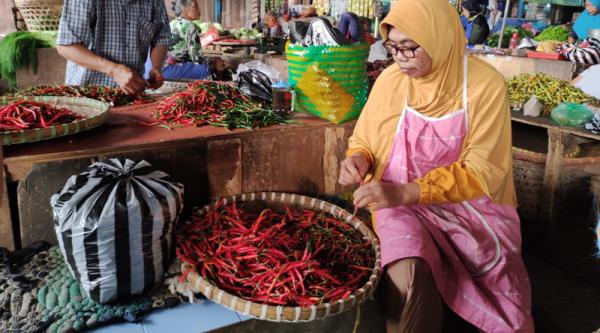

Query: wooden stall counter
left=2, top=104, right=356, bottom=250
left=475, top=53, right=580, bottom=81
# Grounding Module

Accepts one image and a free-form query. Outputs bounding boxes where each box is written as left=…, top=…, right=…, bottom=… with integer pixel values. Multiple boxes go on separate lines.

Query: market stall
left=3, top=0, right=600, bottom=332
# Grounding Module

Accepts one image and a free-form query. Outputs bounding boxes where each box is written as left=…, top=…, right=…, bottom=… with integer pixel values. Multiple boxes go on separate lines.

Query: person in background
left=338, top=12, right=365, bottom=43
left=56, top=0, right=171, bottom=94
left=573, top=0, right=600, bottom=40
left=279, top=12, right=291, bottom=36
left=262, top=11, right=283, bottom=38
left=299, top=6, right=318, bottom=19
left=339, top=0, right=533, bottom=331
left=461, top=0, right=490, bottom=45
left=337, top=12, right=376, bottom=44
left=158, top=0, right=226, bottom=80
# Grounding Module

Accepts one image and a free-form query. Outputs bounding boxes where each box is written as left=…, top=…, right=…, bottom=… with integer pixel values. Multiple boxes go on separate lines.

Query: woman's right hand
left=110, top=64, right=146, bottom=95
left=338, top=153, right=370, bottom=186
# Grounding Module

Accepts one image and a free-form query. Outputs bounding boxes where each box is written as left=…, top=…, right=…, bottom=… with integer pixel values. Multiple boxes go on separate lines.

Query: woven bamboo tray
left=14, top=0, right=63, bottom=31
left=182, top=192, right=382, bottom=322
left=1, top=96, right=110, bottom=145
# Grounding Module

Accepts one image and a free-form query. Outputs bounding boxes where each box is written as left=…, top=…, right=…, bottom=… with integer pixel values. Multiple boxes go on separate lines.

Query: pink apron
left=375, top=56, right=534, bottom=333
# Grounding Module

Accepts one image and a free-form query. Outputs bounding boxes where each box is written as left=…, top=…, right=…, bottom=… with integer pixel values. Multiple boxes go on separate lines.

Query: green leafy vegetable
left=0, top=31, right=57, bottom=88
left=534, top=25, right=569, bottom=42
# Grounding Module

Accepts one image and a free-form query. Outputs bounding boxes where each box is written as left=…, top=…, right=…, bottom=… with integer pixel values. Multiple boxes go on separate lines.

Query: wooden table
left=511, top=112, right=600, bottom=239
left=1, top=103, right=355, bottom=250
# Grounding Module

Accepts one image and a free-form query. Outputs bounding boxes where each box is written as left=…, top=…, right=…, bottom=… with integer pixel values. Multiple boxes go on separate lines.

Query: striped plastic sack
left=286, top=43, right=370, bottom=123
left=51, top=158, right=184, bottom=304
left=559, top=38, right=600, bottom=65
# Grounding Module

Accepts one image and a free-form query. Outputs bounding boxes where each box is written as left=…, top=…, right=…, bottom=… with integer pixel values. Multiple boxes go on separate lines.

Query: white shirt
left=574, top=65, right=600, bottom=99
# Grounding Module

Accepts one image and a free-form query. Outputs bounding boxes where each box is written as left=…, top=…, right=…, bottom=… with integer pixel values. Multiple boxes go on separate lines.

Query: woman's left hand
left=353, top=181, right=421, bottom=210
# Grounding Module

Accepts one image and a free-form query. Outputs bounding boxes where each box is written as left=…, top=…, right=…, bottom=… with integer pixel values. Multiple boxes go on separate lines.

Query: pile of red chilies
left=0, top=100, right=83, bottom=132
left=14, top=85, right=153, bottom=106
left=155, top=80, right=285, bottom=129
left=176, top=201, right=375, bottom=307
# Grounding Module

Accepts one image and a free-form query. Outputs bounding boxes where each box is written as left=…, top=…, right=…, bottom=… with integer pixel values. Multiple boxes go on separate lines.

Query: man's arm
left=57, top=44, right=146, bottom=94
left=146, top=0, right=173, bottom=89
left=146, top=45, right=168, bottom=89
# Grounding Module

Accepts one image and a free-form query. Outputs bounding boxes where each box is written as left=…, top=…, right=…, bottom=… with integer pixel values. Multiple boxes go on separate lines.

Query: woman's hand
left=339, top=153, right=370, bottom=185
left=353, top=181, right=421, bottom=210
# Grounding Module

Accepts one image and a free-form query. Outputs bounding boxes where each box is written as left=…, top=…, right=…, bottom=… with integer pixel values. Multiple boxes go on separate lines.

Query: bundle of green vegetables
left=0, top=31, right=57, bottom=89
left=534, top=25, right=569, bottom=42
left=487, top=27, right=533, bottom=48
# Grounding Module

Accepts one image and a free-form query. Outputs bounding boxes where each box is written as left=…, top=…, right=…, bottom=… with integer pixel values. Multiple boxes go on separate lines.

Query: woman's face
left=182, top=0, right=201, bottom=20
left=386, top=28, right=432, bottom=78
left=586, top=0, right=599, bottom=15
left=462, top=7, right=471, bottom=17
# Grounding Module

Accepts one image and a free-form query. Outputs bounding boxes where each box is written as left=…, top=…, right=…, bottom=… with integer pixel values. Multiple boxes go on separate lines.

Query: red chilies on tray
left=176, top=201, right=375, bottom=307
left=0, top=100, right=83, bottom=132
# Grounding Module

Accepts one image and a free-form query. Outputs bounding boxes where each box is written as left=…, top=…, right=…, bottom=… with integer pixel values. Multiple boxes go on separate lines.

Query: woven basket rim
left=14, top=0, right=64, bottom=5
left=183, top=192, right=382, bottom=322
left=0, top=96, right=110, bottom=145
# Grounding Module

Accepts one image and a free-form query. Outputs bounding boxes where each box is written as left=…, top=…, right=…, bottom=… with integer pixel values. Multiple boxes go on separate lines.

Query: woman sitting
left=461, top=0, right=490, bottom=46
left=159, top=0, right=224, bottom=80
left=573, top=0, right=600, bottom=40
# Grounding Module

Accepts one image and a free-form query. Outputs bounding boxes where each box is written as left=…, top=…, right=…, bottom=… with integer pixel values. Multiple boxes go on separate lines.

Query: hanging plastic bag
left=286, top=43, right=370, bottom=123
left=51, top=158, right=184, bottom=304
left=550, top=102, right=595, bottom=127
left=559, top=38, right=600, bottom=65
left=236, top=60, right=281, bottom=82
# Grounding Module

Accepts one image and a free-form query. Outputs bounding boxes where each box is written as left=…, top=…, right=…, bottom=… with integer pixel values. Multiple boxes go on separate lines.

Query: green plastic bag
left=550, top=102, right=595, bottom=127
left=286, top=43, right=370, bottom=124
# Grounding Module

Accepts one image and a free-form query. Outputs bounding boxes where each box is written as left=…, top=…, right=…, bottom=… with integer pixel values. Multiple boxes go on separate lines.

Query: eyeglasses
left=383, top=40, right=421, bottom=58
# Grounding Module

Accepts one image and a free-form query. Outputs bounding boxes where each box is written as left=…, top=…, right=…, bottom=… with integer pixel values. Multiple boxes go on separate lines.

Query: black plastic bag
left=237, top=69, right=275, bottom=102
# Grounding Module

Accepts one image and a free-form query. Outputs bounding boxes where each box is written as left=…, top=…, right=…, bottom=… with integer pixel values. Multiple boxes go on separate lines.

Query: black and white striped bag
left=559, top=38, right=600, bottom=65
left=51, top=159, right=184, bottom=304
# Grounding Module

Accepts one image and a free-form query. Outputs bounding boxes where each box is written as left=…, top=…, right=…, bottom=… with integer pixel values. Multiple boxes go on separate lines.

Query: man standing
left=56, top=0, right=172, bottom=94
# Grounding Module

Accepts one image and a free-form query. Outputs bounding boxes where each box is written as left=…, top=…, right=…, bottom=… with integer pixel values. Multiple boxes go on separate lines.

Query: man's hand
left=109, top=64, right=146, bottom=95
left=353, top=181, right=420, bottom=210
left=146, top=68, right=164, bottom=90
left=339, top=153, right=370, bottom=186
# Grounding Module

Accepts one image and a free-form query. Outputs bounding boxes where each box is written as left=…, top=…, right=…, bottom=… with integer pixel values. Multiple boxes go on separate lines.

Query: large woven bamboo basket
left=182, top=192, right=382, bottom=322
left=14, top=0, right=64, bottom=32
left=512, top=144, right=600, bottom=221
left=512, top=147, right=547, bottom=221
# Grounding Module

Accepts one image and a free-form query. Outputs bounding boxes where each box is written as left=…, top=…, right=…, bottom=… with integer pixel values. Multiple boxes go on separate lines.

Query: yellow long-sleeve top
left=347, top=57, right=517, bottom=206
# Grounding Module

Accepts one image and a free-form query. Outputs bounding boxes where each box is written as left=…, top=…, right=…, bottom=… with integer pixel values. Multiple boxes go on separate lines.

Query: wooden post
left=0, top=176, right=15, bottom=250
left=542, top=129, right=570, bottom=240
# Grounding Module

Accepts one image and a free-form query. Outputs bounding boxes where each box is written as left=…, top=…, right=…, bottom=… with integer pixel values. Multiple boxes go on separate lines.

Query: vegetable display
left=507, top=74, right=596, bottom=116
left=154, top=81, right=287, bottom=129
left=487, top=27, right=533, bottom=48
left=176, top=201, right=375, bottom=307
left=193, top=21, right=224, bottom=34
left=0, top=100, right=83, bottom=132
left=13, top=85, right=154, bottom=107
left=230, top=28, right=263, bottom=40
left=534, top=25, right=569, bottom=42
